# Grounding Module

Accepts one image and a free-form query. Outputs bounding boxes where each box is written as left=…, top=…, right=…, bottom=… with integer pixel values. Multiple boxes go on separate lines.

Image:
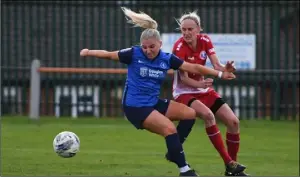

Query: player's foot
left=225, top=161, right=246, bottom=175
left=225, top=171, right=250, bottom=176
left=165, top=152, right=191, bottom=167
left=166, top=152, right=197, bottom=176
left=179, top=169, right=199, bottom=176
left=238, top=171, right=250, bottom=176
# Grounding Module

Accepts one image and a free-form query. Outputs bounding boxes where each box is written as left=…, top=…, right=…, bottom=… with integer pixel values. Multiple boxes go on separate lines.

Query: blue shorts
left=122, top=99, right=170, bottom=129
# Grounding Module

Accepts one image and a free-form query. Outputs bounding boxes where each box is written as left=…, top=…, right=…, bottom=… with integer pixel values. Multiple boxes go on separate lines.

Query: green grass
left=1, top=116, right=299, bottom=176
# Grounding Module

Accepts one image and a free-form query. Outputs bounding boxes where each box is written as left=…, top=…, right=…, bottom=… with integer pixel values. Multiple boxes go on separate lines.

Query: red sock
left=226, top=132, right=240, bottom=161
left=206, top=125, right=232, bottom=164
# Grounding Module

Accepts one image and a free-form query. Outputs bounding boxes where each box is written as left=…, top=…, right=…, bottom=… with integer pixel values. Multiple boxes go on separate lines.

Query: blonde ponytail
left=121, top=7, right=158, bottom=29
left=121, top=7, right=161, bottom=42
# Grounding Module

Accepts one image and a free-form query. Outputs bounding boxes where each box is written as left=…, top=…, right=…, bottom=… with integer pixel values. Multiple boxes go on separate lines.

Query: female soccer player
left=80, top=7, right=244, bottom=176
left=169, top=11, right=249, bottom=176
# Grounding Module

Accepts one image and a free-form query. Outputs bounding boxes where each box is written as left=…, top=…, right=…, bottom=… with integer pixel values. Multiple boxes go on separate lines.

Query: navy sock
left=177, top=120, right=196, bottom=144
left=165, top=133, right=187, bottom=168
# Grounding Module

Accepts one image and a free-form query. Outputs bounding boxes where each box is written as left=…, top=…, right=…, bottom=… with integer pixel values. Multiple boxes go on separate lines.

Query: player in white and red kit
left=166, top=11, right=250, bottom=176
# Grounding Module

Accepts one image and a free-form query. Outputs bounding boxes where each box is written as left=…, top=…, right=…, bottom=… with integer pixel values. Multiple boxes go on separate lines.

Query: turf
left=1, top=116, right=299, bottom=176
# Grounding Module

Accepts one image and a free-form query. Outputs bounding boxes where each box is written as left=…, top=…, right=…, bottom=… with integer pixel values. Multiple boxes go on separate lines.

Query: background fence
left=1, top=1, right=299, bottom=120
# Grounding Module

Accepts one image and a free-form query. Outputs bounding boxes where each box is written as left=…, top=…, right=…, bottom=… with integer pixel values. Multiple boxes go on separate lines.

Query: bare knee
left=187, top=108, right=196, bottom=119
left=198, top=110, right=216, bottom=126
left=227, top=116, right=240, bottom=133
left=162, top=125, right=177, bottom=137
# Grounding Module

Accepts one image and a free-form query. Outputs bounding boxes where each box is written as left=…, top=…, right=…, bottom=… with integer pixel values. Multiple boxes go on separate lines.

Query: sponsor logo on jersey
left=140, top=67, right=164, bottom=78
left=176, top=42, right=183, bottom=51
left=187, top=56, right=195, bottom=61
left=208, top=48, right=215, bottom=54
left=200, top=36, right=210, bottom=42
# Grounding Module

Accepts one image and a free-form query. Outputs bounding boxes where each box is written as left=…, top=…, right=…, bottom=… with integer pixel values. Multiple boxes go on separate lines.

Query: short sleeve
left=204, top=35, right=216, bottom=56
left=172, top=42, right=186, bottom=60
left=170, top=54, right=184, bottom=70
left=118, top=47, right=133, bottom=64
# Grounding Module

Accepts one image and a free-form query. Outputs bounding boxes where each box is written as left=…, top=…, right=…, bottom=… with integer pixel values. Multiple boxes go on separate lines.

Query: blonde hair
left=121, top=7, right=161, bottom=43
left=175, top=11, right=203, bottom=31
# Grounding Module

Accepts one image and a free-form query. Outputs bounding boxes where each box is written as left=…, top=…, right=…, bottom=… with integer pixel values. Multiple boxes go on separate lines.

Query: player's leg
left=174, top=93, right=233, bottom=165
left=123, top=105, right=197, bottom=176
left=163, top=100, right=196, bottom=121
left=213, top=103, right=250, bottom=176
left=171, top=95, right=197, bottom=144
left=154, top=98, right=195, bottom=168
left=209, top=93, right=240, bottom=161
left=208, top=91, right=249, bottom=176
left=162, top=98, right=246, bottom=175
left=189, top=99, right=233, bottom=165
left=142, top=110, right=198, bottom=176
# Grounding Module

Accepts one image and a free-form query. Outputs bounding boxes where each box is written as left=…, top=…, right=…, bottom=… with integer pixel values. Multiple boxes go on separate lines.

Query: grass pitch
left=1, top=116, right=299, bottom=176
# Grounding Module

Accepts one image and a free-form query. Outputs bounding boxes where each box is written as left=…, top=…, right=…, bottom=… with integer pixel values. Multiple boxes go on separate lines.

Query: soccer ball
left=53, top=131, right=80, bottom=158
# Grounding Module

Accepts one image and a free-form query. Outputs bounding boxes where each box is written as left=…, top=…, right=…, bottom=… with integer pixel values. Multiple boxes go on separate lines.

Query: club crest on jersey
left=160, top=62, right=167, bottom=69
left=140, top=67, right=148, bottom=77
left=200, top=51, right=207, bottom=60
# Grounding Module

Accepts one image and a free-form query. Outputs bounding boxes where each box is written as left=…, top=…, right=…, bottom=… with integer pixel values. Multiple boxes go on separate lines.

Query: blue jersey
left=118, top=46, right=184, bottom=107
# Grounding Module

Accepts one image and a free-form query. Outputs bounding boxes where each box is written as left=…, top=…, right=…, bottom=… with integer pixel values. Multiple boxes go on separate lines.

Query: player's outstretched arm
left=80, top=48, right=119, bottom=61
left=179, top=61, right=236, bottom=80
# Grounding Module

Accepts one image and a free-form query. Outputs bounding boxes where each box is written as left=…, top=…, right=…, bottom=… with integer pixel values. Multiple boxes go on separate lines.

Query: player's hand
left=199, top=78, right=214, bottom=88
left=222, top=71, right=236, bottom=80
left=225, top=61, right=236, bottom=72
left=80, top=49, right=89, bottom=57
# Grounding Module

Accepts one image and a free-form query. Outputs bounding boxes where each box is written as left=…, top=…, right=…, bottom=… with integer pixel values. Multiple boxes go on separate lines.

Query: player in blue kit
left=80, top=7, right=243, bottom=176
